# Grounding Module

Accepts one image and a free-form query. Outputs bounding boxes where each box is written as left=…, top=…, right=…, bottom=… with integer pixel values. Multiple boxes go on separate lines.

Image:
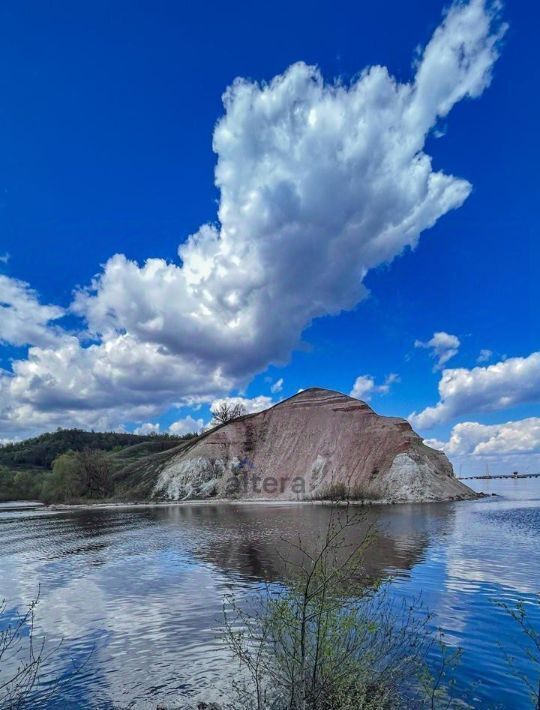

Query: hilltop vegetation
left=0, top=428, right=197, bottom=503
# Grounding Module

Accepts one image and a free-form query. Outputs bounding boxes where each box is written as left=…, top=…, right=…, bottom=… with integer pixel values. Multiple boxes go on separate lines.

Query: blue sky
left=0, top=0, right=538, bottom=473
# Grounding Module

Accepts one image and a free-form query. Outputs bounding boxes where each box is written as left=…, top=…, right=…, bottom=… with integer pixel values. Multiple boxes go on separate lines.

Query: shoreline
left=42, top=492, right=486, bottom=512
left=459, top=473, right=540, bottom=481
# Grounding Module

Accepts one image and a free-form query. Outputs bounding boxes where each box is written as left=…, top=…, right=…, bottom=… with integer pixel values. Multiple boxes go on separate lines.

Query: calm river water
left=0, top=477, right=539, bottom=708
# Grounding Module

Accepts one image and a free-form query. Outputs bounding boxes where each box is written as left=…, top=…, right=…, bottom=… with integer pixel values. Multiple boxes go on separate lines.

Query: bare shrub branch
left=211, top=402, right=248, bottom=425
left=222, top=502, right=462, bottom=709
left=0, top=590, right=92, bottom=708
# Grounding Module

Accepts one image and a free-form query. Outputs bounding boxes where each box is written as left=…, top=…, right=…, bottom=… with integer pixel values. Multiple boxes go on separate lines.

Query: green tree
left=40, top=452, right=83, bottom=503
left=0, top=467, right=15, bottom=501
left=12, top=471, right=40, bottom=500
left=41, top=449, right=114, bottom=502
left=77, top=449, right=113, bottom=498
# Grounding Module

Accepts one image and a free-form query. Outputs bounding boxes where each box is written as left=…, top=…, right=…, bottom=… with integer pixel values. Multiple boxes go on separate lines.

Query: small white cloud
left=210, top=395, right=274, bottom=416
left=410, top=351, right=540, bottom=429
left=350, top=373, right=399, bottom=401
left=0, top=253, right=10, bottom=264
left=477, top=348, right=493, bottom=363
left=270, top=378, right=284, bottom=394
left=350, top=376, right=377, bottom=400
left=414, top=331, right=460, bottom=370
left=134, top=422, right=161, bottom=435
left=168, top=415, right=205, bottom=436
left=206, top=395, right=274, bottom=428
left=0, top=437, right=16, bottom=446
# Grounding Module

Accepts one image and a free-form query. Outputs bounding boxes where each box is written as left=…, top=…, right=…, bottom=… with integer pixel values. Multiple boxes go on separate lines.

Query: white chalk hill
left=152, top=388, right=476, bottom=503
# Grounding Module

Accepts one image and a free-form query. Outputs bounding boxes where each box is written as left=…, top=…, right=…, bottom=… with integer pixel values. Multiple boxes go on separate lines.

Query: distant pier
left=458, top=473, right=540, bottom=481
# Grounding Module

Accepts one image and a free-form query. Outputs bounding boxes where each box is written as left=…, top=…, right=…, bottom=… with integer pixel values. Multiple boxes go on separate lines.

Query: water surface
left=0, top=478, right=538, bottom=708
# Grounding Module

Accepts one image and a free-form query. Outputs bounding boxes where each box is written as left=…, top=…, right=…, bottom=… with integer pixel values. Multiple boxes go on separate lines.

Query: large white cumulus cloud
left=75, top=0, right=503, bottom=376
left=410, top=352, right=540, bottom=429
left=0, top=333, right=235, bottom=436
left=0, top=0, right=505, bottom=438
left=425, top=417, right=540, bottom=475
left=0, top=275, right=65, bottom=347
left=426, top=418, right=540, bottom=457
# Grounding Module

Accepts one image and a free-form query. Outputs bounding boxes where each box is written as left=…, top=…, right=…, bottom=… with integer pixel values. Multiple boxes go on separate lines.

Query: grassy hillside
left=109, top=438, right=198, bottom=499
left=0, top=429, right=185, bottom=469
left=0, top=428, right=196, bottom=503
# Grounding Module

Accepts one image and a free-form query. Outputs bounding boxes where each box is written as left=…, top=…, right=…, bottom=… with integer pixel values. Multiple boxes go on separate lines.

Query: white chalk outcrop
left=153, top=388, right=477, bottom=503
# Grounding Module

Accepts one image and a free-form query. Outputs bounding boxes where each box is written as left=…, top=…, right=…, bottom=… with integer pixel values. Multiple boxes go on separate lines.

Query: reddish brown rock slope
left=153, top=388, right=477, bottom=503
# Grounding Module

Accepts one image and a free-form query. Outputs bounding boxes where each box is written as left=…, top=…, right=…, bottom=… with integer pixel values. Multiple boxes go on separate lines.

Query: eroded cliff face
left=153, top=388, right=477, bottom=503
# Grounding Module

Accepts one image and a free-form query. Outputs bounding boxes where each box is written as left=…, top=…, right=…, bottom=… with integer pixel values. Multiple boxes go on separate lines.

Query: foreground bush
left=223, top=505, right=463, bottom=709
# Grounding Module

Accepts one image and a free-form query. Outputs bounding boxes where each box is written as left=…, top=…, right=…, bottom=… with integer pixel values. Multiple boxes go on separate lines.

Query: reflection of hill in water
left=0, top=501, right=457, bottom=591
left=150, top=502, right=457, bottom=583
